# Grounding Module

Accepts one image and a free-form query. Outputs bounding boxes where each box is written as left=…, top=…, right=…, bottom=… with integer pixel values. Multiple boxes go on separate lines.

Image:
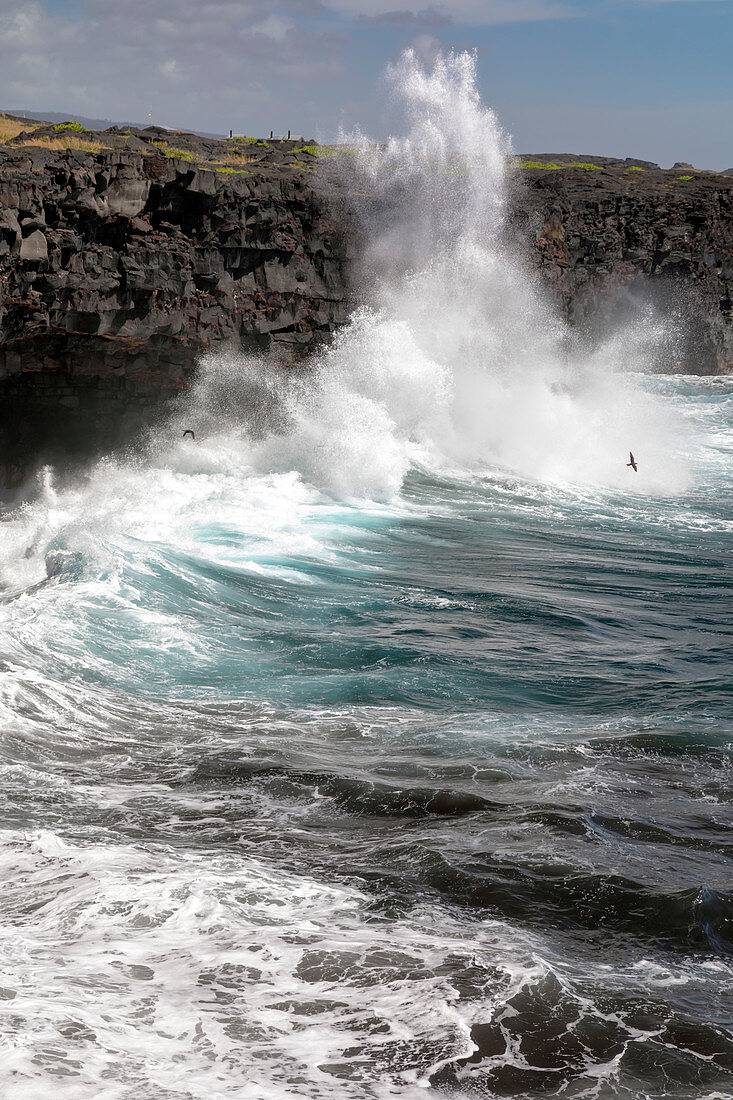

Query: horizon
left=2, top=105, right=729, bottom=175
left=0, top=1, right=731, bottom=171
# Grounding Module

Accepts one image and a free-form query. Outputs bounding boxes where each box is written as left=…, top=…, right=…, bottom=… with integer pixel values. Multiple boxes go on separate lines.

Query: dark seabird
left=182, top=429, right=196, bottom=440
left=627, top=451, right=638, bottom=472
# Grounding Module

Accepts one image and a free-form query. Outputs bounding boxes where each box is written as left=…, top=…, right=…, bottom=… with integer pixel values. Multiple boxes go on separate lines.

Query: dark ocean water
left=2, top=50, right=732, bottom=1100
left=0, top=372, right=731, bottom=1099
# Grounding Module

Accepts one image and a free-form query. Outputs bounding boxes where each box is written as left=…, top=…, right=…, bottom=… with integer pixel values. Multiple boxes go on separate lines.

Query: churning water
left=1, top=52, right=732, bottom=1099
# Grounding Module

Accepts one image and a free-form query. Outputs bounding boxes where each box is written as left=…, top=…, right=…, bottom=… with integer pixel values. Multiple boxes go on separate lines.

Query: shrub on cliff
left=53, top=120, right=90, bottom=133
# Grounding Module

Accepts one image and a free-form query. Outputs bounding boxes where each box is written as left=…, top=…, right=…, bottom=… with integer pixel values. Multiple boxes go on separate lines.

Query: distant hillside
left=4, top=109, right=225, bottom=140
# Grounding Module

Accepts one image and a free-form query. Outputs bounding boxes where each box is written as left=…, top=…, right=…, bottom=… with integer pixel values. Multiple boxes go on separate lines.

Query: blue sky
left=1, top=0, right=731, bottom=168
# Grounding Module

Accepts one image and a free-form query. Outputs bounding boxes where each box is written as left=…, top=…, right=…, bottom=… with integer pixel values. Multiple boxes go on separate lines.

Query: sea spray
left=165, top=49, right=688, bottom=498
left=0, top=52, right=731, bottom=1100
left=1, top=48, right=693, bottom=596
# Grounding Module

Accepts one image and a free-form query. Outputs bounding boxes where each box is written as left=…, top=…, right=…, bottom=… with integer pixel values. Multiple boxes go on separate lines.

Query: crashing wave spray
left=178, top=49, right=686, bottom=498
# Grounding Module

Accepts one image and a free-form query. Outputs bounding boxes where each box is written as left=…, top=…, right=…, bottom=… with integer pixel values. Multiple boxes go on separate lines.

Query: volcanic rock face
left=0, top=128, right=732, bottom=487
left=513, top=156, right=733, bottom=375
left=0, top=132, right=352, bottom=482
left=0, top=143, right=350, bottom=382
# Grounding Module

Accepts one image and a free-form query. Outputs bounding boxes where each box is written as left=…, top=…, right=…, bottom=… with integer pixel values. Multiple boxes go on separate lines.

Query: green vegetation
left=520, top=160, right=603, bottom=171
left=626, top=166, right=645, bottom=172
left=677, top=174, right=693, bottom=181
left=53, top=120, right=90, bottom=133
left=164, top=147, right=200, bottom=162
left=294, top=144, right=342, bottom=160
left=216, top=166, right=250, bottom=174
left=147, top=139, right=200, bottom=162
left=230, top=135, right=269, bottom=149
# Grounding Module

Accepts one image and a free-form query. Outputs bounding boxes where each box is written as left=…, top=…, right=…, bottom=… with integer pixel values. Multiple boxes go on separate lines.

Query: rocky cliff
left=0, top=121, right=354, bottom=483
left=0, top=119, right=731, bottom=487
left=513, top=154, right=733, bottom=375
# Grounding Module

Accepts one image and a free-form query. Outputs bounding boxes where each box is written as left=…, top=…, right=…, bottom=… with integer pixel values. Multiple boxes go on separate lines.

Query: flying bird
left=627, top=451, right=637, bottom=472
left=182, top=429, right=195, bottom=440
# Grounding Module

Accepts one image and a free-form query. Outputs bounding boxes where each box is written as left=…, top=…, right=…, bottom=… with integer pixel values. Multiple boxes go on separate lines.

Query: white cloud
left=0, top=3, right=42, bottom=45
left=161, top=59, right=181, bottom=82
left=250, top=14, right=296, bottom=38
left=0, top=0, right=348, bottom=132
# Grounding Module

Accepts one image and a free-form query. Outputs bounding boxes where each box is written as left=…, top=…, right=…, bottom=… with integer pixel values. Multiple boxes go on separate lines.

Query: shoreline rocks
left=0, top=125, right=732, bottom=488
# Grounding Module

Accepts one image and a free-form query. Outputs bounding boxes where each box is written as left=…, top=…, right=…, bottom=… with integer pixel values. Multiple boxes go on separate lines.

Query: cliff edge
left=0, top=119, right=731, bottom=485
left=514, top=154, right=732, bottom=375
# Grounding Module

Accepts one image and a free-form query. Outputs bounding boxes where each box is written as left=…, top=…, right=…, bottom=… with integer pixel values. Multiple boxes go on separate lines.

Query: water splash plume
left=172, top=49, right=687, bottom=500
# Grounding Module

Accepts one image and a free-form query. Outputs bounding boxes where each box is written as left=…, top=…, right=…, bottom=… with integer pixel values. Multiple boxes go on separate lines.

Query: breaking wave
left=1, top=50, right=731, bottom=1100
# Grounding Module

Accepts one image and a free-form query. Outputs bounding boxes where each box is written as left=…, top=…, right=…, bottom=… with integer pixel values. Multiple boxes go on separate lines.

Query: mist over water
left=1, top=51, right=732, bottom=1099
left=141, top=48, right=687, bottom=502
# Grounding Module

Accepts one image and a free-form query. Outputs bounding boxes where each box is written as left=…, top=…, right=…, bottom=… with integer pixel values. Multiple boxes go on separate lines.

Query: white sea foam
left=0, top=827, right=518, bottom=1099
left=156, top=49, right=692, bottom=501
left=0, top=50, right=705, bottom=600
left=0, top=52, right=730, bottom=1100
left=1, top=818, right=725, bottom=1100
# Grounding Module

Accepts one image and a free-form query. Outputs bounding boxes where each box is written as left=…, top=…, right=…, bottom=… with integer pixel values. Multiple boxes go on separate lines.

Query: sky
left=0, top=0, right=731, bottom=169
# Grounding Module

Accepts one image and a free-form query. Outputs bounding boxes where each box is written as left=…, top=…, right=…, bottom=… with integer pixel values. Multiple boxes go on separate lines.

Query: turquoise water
left=0, top=373, right=731, bottom=1098
left=1, top=50, right=732, bottom=1100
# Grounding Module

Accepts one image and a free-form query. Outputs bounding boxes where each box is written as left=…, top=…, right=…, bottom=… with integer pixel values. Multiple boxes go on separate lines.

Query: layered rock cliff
left=0, top=120, right=731, bottom=487
left=0, top=123, right=353, bottom=483
left=513, top=155, right=733, bottom=375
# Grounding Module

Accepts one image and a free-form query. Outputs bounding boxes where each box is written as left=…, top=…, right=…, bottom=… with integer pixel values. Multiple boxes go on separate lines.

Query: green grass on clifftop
left=147, top=139, right=200, bottom=163
left=520, top=160, right=603, bottom=171
left=230, top=136, right=270, bottom=149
